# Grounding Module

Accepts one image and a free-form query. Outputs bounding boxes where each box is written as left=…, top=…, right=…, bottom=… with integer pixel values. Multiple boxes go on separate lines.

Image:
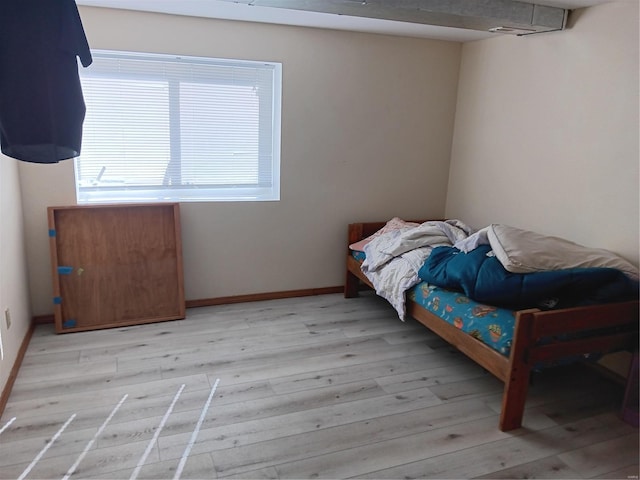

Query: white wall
left=0, top=155, right=31, bottom=398
left=20, top=7, right=462, bottom=316
left=446, top=1, right=639, bottom=266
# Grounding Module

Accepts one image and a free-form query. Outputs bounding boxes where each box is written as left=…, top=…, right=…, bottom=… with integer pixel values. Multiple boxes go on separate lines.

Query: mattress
left=352, top=249, right=515, bottom=357
left=408, top=282, right=516, bottom=357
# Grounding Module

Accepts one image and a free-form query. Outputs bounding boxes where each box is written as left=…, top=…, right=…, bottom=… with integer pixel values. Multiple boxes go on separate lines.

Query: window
left=75, top=50, right=281, bottom=203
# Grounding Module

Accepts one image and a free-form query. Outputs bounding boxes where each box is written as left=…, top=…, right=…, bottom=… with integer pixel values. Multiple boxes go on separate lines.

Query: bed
left=345, top=220, right=639, bottom=431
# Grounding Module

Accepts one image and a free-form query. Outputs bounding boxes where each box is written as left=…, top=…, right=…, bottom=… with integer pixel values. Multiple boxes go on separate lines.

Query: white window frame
left=75, top=50, right=282, bottom=204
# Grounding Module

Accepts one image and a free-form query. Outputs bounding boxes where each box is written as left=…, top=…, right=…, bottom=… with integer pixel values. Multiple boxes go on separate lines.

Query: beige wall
left=0, top=155, right=31, bottom=396
left=6, top=2, right=639, bottom=398
left=20, top=7, right=462, bottom=316
left=446, top=1, right=639, bottom=266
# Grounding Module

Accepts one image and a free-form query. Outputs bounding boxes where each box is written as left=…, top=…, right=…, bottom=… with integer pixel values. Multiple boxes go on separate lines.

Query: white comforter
left=359, top=220, right=639, bottom=320
left=361, top=220, right=473, bottom=319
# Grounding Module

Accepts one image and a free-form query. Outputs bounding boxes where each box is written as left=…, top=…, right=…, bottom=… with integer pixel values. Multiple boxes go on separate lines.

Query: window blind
left=76, top=50, right=281, bottom=203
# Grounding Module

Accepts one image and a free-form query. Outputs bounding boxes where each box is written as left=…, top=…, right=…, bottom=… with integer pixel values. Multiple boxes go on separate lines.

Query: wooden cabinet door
left=48, top=203, right=185, bottom=333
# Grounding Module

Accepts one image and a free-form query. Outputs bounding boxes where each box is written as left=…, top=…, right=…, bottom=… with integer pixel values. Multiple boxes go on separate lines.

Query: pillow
left=349, top=217, right=419, bottom=252
left=487, top=224, right=639, bottom=280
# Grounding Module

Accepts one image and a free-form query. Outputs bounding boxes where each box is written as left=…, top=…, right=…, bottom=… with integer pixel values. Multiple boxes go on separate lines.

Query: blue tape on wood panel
left=48, top=229, right=56, bottom=237
left=57, top=266, right=73, bottom=275
left=62, top=319, right=77, bottom=329
left=53, top=296, right=62, bottom=305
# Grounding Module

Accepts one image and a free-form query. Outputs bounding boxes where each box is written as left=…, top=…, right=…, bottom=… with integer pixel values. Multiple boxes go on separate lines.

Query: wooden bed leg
left=499, top=310, right=536, bottom=431
left=345, top=223, right=365, bottom=299
left=344, top=268, right=360, bottom=298
left=500, top=360, right=531, bottom=431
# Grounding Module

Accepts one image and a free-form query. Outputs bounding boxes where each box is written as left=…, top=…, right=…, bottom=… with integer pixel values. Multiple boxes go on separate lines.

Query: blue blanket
left=418, top=245, right=638, bottom=310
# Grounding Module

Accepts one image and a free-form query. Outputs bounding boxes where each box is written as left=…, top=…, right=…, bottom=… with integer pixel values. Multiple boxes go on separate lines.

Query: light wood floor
left=1, top=293, right=638, bottom=479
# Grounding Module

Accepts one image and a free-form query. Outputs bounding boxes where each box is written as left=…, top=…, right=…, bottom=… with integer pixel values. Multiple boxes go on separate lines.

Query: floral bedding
left=354, top=250, right=516, bottom=357
left=409, top=281, right=515, bottom=356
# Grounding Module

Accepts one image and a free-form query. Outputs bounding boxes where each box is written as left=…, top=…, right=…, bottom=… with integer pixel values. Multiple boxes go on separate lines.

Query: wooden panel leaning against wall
left=47, top=203, right=185, bottom=333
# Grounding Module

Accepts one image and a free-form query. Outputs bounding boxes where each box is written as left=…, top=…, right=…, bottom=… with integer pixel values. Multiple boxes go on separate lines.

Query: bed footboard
left=501, top=301, right=639, bottom=430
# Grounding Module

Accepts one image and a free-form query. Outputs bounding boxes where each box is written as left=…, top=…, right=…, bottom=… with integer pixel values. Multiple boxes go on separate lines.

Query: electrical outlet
left=4, top=308, right=11, bottom=330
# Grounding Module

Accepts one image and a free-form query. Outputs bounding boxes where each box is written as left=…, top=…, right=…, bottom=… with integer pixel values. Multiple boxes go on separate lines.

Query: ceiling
left=75, top=0, right=613, bottom=42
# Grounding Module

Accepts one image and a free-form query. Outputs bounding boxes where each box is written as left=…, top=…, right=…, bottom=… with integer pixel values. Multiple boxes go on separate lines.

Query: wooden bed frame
left=345, top=221, right=639, bottom=431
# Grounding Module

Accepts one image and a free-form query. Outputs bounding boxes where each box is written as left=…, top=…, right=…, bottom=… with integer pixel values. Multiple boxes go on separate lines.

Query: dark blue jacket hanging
left=0, top=0, right=92, bottom=163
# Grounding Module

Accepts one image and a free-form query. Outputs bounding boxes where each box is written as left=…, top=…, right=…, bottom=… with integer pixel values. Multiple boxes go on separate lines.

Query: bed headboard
left=347, top=219, right=434, bottom=245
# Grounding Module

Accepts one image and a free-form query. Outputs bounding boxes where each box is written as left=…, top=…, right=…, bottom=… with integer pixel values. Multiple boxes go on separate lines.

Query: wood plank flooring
left=0, top=293, right=637, bottom=479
